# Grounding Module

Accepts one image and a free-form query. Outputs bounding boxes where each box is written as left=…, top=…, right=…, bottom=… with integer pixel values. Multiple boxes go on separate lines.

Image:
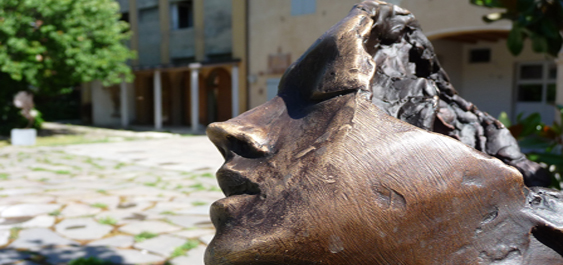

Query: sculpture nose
left=207, top=121, right=271, bottom=160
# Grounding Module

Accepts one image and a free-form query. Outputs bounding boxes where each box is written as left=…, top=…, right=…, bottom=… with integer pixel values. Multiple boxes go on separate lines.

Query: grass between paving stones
left=96, top=189, right=108, bottom=195
left=144, top=176, right=162, bottom=187
left=191, top=201, right=207, bottom=206
left=30, top=167, right=72, bottom=175
left=9, top=227, right=22, bottom=240
left=200, top=173, right=214, bottom=178
left=0, top=173, right=8, bottom=180
left=84, top=158, right=105, bottom=170
left=35, top=135, right=114, bottom=147
left=49, top=209, right=61, bottom=216
left=134, top=231, right=158, bottom=242
left=188, top=183, right=206, bottom=191
left=97, top=216, right=118, bottom=225
left=114, top=162, right=127, bottom=170
left=160, top=211, right=176, bottom=215
left=170, top=239, right=200, bottom=258
left=90, top=203, right=108, bottom=209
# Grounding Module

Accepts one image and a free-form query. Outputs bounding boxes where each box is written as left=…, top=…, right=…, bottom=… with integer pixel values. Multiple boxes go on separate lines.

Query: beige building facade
left=86, top=0, right=248, bottom=132
left=247, top=0, right=562, bottom=124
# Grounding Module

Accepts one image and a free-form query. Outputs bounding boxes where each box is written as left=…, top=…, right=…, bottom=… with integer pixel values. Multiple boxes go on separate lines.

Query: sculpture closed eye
left=205, top=1, right=563, bottom=264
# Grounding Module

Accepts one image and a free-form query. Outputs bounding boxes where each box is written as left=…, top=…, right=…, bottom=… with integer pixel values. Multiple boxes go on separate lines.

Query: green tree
left=470, top=0, right=563, bottom=56
left=0, top=0, right=135, bottom=134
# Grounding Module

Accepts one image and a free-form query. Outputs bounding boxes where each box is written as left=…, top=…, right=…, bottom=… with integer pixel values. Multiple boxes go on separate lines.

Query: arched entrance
left=199, top=67, right=232, bottom=125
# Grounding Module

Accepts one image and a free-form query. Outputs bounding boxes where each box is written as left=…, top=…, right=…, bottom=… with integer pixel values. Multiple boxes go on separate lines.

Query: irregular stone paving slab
left=128, top=196, right=171, bottom=203
left=10, top=228, right=78, bottom=250
left=166, top=215, right=212, bottom=229
left=87, top=235, right=135, bottom=248
left=0, top=188, right=42, bottom=196
left=0, top=249, right=31, bottom=265
left=1, top=204, right=60, bottom=218
left=119, top=220, right=182, bottom=235
left=96, top=210, right=147, bottom=225
left=177, top=205, right=210, bottom=216
left=41, top=246, right=166, bottom=265
left=0, top=180, right=43, bottom=188
left=20, top=215, right=55, bottom=228
left=55, top=218, right=113, bottom=240
left=172, top=229, right=215, bottom=239
left=81, top=196, right=120, bottom=210
left=110, top=186, right=177, bottom=197
left=0, top=195, right=55, bottom=204
left=172, top=197, right=217, bottom=204
left=102, top=248, right=167, bottom=264
left=56, top=191, right=113, bottom=204
left=200, top=234, right=214, bottom=245
left=60, top=203, right=102, bottom=218
left=186, top=191, right=224, bottom=200
left=115, top=201, right=152, bottom=212
left=0, top=230, right=9, bottom=246
left=0, top=218, right=29, bottom=230
left=133, top=235, right=186, bottom=256
left=155, top=201, right=195, bottom=210
left=168, top=245, right=207, bottom=265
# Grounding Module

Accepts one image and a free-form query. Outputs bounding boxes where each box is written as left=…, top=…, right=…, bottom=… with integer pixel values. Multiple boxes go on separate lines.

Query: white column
left=556, top=51, right=563, bottom=124
left=190, top=64, right=200, bottom=133
left=154, top=70, right=162, bottom=130
left=120, top=80, right=129, bottom=128
left=231, top=65, right=239, bottom=117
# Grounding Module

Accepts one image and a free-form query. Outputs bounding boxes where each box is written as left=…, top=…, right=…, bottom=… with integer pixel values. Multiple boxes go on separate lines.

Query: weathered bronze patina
left=205, top=1, right=563, bottom=264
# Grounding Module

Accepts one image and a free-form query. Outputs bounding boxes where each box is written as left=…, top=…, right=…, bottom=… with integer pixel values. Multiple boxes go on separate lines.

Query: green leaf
left=517, top=112, right=542, bottom=137
left=498, top=111, right=512, bottom=127
left=507, top=24, right=525, bottom=55
left=531, top=34, right=549, bottom=53
left=527, top=152, right=563, bottom=167
left=519, top=136, right=553, bottom=150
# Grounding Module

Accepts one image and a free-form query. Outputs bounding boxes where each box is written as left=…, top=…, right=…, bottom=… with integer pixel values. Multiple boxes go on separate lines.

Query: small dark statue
left=205, top=1, right=563, bottom=264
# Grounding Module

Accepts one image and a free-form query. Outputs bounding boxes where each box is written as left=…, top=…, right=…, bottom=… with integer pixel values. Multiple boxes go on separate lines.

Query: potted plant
left=10, top=91, right=43, bottom=146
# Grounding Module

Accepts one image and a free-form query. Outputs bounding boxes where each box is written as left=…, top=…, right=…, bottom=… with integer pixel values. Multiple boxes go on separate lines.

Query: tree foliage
left=0, top=0, right=135, bottom=94
left=470, top=0, right=563, bottom=56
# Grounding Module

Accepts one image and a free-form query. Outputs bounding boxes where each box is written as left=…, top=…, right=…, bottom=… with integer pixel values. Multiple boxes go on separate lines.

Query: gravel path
left=0, top=136, right=224, bottom=265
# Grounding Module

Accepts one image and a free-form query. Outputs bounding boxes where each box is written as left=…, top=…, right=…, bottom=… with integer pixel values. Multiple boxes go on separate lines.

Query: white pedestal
left=11, top=128, right=37, bottom=146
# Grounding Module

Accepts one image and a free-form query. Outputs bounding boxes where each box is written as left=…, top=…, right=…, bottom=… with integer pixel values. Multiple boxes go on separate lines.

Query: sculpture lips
left=215, top=167, right=261, bottom=197
left=212, top=167, right=261, bottom=229
left=210, top=194, right=256, bottom=230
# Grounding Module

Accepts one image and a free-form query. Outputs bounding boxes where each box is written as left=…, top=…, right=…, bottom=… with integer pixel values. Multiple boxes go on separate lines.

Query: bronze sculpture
left=205, top=1, right=563, bottom=264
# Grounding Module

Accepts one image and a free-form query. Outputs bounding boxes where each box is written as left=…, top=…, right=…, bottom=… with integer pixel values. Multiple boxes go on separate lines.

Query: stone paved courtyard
left=0, top=136, right=224, bottom=264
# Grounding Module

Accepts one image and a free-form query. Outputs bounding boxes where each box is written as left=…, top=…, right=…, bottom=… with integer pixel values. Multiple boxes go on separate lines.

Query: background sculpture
left=205, top=1, right=563, bottom=264
left=13, top=91, right=36, bottom=129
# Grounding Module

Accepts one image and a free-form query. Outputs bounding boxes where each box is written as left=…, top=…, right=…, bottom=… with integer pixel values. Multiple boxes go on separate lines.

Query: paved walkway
left=0, top=136, right=224, bottom=265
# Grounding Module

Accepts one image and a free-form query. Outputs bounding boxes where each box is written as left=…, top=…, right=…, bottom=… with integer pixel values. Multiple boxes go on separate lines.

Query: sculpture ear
left=526, top=187, right=563, bottom=256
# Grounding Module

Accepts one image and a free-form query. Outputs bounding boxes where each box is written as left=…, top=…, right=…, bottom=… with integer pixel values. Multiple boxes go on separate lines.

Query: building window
left=469, top=48, right=491, bottom=63
left=171, top=1, right=193, bottom=29
left=516, top=62, right=556, bottom=103
left=139, top=7, right=159, bottom=23
left=291, top=0, right=316, bottom=16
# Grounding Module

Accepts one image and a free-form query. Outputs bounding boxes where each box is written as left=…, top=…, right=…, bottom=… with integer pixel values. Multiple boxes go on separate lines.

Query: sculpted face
left=205, top=1, right=563, bottom=264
